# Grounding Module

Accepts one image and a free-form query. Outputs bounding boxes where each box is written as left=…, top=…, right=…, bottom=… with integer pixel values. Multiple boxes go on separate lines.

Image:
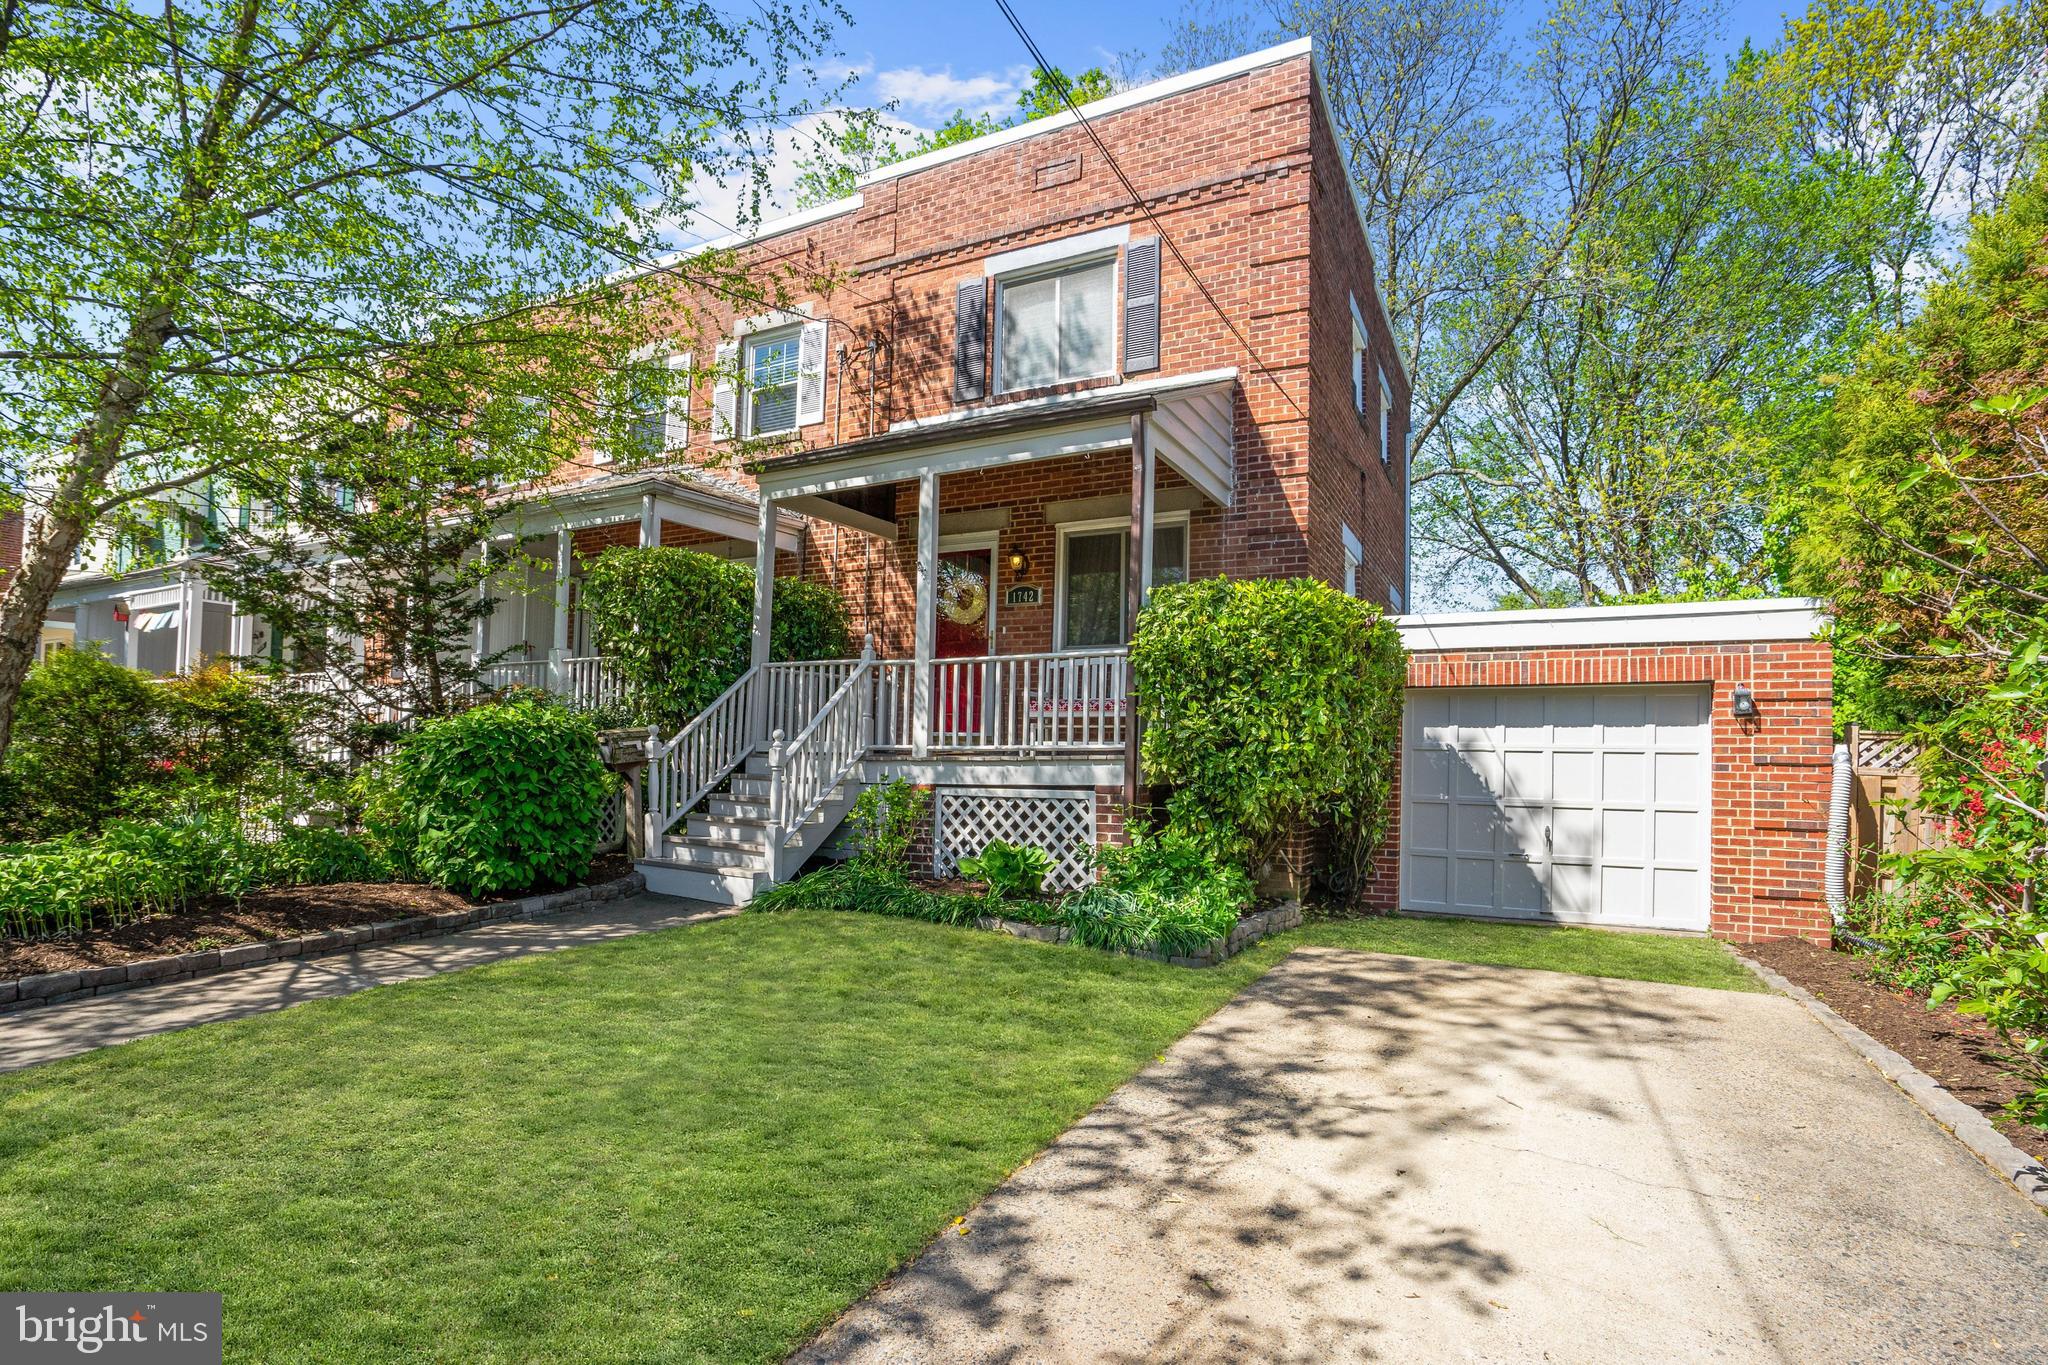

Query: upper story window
left=998, top=257, right=1116, bottom=393
left=1379, top=367, right=1394, bottom=465
left=606, top=348, right=689, bottom=463
left=1350, top=294, right=1368, bottom=416
left=746, top=328, right=802, bottom=437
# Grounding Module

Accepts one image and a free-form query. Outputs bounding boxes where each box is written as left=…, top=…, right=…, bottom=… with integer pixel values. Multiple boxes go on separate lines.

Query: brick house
left=596, top=40, right=1834, bottom=945
left=27, top=36, right=1835, bottom=941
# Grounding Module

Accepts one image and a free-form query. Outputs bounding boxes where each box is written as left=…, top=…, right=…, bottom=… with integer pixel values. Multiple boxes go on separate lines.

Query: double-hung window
left=1056, top=516, right=1189, bottom=650
left=1379, top=367, right=1394, bottom=465
left=746, top=328, right=801, bottom=437
left=998, top=257, right=1116, bottom=393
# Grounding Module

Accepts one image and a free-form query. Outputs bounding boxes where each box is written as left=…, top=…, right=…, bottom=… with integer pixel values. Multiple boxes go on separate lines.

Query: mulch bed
left=1747, top=937, right=2048, bottom=1167
left=0, top=851, right=635, bottom=981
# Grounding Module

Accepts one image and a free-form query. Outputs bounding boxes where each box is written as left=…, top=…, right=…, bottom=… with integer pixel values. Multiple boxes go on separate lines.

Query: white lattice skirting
left=594, top=787, right=626, bottom=853
left=933, top=789, right=1097, bottom=891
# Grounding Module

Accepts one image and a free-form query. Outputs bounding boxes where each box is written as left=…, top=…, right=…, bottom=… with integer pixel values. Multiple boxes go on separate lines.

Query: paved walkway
left=1, top=892, right=727, bottom=1072
left=798, top=949, right=2048, bottom=1363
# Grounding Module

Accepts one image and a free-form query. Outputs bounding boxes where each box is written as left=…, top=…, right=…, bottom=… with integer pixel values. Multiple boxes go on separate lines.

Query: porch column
left=473, top=541, right=491, bottom=665
left=550, top=527, right=572, bottom=691
left=229, top=605, right=255, bottom=665
left=1125, top=413, right=1151, bottom=807
left=911, top=468, right=939, bottom=758
left=749, top=493, right=776, bottom=741
left=178, top=570, right=204, bottom=674
left=638, top=492, right=658, bottom=548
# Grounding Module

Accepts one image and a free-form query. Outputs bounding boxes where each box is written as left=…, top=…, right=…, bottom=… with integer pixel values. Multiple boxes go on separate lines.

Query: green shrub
left=845, top=778, right=929, bottom=876
left=358, top=695, right=613, bottom=897
left=1131, top=576, right=1405, bottom=894
left=1849, top=883, right=1976, bottom=995
left=257, top=824, right=389, bottom=887
left=154, top=663, right=299, bottom=788
left=577, top=547, right=852, bottom=727
left=772, top=578, right=853, bottom=664
left=0, top=813, right=254, bottom=937
left=1, top=646, right=163, bottom=840
left=1058, top=824, right=1252, bottom=957
left=753, top=862, right=979, bottom=925
left=957, top=840, right=1052, bottom=897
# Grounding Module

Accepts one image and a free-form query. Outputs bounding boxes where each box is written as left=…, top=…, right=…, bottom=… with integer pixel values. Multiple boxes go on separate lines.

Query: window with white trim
left=609, top=349, right=690, bottom=463
left=1055, top=515, right=1189, bottom=650
left=1379, top=366, right=1394, bottom=465
left=745, top=327, right=802, bottom=436
left=998, top=256, right=1116, bottom=393
left=1341, top=523, right=1363, bottom=598
left=1350, top=294, right=1368, bottom=415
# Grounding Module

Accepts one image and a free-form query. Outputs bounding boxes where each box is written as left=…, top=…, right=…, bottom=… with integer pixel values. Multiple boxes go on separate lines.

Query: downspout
left=1825, top=741, right=1853, bottom=926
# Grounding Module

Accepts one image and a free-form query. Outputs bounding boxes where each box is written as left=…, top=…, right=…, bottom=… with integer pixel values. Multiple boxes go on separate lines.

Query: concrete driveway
left=797, top=948, right=2048, bottom=1363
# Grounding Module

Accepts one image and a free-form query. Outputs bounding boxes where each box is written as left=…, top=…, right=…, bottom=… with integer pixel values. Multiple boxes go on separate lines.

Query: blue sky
left=693, top=0, right=1815, bottom=236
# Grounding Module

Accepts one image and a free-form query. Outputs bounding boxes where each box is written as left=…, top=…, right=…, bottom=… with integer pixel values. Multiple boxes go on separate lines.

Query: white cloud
left=873, top=64, right=1030, bottom=118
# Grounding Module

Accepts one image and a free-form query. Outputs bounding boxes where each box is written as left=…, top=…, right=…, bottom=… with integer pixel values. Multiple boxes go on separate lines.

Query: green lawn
left=0, top=910, right=1756, bottom=1362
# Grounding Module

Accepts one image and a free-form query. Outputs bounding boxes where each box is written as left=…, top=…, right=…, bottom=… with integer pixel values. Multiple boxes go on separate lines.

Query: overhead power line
left=989, top=0, right=1310, bottom=425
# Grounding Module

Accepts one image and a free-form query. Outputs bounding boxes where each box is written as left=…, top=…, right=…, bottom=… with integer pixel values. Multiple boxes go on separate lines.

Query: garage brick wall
left=1361, top=639, right=1836, bottom=944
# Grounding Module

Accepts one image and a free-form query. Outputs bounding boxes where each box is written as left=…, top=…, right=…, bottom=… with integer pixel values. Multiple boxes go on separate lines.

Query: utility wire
left=990, top=0, right=1309, bottom=424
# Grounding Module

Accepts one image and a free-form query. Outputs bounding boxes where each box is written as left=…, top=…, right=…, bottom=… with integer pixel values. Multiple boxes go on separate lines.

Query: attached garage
left=1362, top=599, right=1837, bottom=945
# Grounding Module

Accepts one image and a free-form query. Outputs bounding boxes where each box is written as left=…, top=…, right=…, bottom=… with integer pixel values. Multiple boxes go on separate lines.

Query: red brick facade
left=1361, top=640, right=1836, bottom=944
left=539, top=48, right=1409, bottom=630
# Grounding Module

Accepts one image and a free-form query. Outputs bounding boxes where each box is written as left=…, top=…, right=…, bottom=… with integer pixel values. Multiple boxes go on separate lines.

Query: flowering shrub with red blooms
left=1852, top=884, right=1977, bottom=995
left=1886, top=656, right=2048, bottom=1129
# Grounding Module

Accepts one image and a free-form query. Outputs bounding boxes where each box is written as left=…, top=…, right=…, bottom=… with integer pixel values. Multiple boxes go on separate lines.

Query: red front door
left=934, top=548, right=993, bottom=739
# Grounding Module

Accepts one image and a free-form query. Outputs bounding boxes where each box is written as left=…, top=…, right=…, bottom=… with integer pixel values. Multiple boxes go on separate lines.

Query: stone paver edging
left=2, top=873, right=648, bottom=1015
left=970, top=900, right=1302, bottom=967
left=1737, top=951, right=2048, bottom=1214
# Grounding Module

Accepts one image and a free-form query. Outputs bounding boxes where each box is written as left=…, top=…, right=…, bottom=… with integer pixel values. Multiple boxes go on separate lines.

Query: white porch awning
left=754, top=368, right=1238, bottom=518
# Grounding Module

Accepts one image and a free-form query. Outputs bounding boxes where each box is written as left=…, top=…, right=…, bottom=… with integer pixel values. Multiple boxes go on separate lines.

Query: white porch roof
left=486, top=469, right=803, bottom=553
left=753, top=369, right=1238, bottom=516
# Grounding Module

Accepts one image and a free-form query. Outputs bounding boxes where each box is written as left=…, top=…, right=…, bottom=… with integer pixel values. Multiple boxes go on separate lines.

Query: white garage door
left=1401, top=686, right=1712, bottom=931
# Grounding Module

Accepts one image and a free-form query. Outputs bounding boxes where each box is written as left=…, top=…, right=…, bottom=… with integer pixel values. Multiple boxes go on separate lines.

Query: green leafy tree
left=1797, top=159, right=2048, bottom=1127
left=0, top=0, right=846, bottom=762
left=0, top=647, right=162, bottom=840
left=792, top=66, right=1113, bottom=211
left=1418, top=50, right=1917, bottom=603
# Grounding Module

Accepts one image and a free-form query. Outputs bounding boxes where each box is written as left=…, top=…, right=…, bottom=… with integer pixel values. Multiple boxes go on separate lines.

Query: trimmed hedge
left=1131, top=576, right=1405, bottom=893
left=577, top=547, right=851, bottom=726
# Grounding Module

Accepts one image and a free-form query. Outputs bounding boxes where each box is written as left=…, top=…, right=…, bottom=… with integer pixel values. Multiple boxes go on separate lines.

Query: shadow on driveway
left=796, top=948, right=2048, bottom=1363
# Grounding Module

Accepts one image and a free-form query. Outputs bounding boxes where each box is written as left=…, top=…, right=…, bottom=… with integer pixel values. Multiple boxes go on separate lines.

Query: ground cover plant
left=0, top=908, right=1758, bottom=1363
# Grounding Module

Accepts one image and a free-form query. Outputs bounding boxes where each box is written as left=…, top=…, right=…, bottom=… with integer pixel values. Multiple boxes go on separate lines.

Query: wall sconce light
left=1007, top=549, right=1032, bottom=578
left=1730, top=683, right=1758, bottom=719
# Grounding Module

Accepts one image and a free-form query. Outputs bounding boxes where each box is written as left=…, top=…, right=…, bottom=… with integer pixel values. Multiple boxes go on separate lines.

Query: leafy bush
left=957, top=840, right=1052, bottom=897
left=577, top=547, right=852, bottom=727
left=0, top=646, right=163, bottom=840
left=1058, top=824, right=1252, bottom=957
left=358, top=695, right=613, bottom=897
left=1131, top=577, right=1405, bottom=892
left=1849, top=884, right=1977, bottom=995
left=772, top=579, right=853, bottom=665
left=845, top=778, right=929, bottom=875
left=154, top=663, right=299, bottom=789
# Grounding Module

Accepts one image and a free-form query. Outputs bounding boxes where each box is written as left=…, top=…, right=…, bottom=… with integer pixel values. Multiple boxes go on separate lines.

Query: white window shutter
left=665, top=350, right=692, bottom=449
left=796, top=322, right=827, bottom=427
left=711, top=340, right=738, bottom=439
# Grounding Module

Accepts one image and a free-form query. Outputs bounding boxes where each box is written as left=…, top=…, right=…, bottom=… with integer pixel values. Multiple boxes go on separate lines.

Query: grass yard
left=0, top=909, right=1756, bottom=1362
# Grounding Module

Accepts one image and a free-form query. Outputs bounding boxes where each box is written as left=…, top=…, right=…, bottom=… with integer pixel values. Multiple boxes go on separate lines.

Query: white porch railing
left=556, top=654, right=628, bottom=710
left=645, top=666, right=763, bottom=844
left=480, top=659, right=550, bottom=692
left=764, top=658, right=864, bottom=736
left=871, top=648, right=1129, bottom=753
left=765, top=644, right=875, bottom=873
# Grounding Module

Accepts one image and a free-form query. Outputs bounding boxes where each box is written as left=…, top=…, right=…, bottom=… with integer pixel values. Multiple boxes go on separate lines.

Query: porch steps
left=635, top=749, right=862, bottom=905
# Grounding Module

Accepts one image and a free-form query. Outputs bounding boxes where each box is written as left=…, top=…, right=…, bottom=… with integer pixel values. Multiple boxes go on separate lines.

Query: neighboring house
left=1, top=507, right=72, bottom=661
